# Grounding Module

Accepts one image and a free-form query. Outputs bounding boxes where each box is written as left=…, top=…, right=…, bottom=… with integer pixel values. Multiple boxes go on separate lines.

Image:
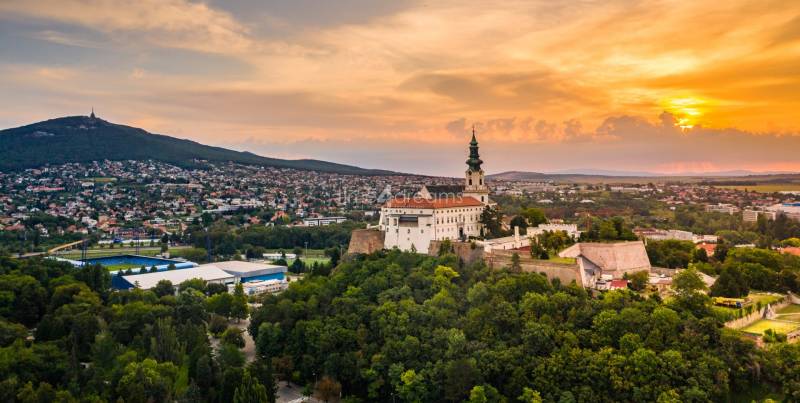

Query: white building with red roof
left=379, top=130, right=492, bottom=252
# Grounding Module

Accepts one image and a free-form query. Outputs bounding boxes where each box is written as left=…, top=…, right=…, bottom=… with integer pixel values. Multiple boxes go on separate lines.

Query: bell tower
left=463, top=127, right=489, bottom=204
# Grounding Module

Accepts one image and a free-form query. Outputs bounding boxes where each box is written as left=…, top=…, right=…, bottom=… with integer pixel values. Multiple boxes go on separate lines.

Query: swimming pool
left=82, top=255, right=182, bottom=268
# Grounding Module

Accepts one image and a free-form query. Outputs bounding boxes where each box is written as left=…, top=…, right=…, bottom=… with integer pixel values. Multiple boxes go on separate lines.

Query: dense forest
left=183, top=221, right=359, bottom=259
left=0, top=257, right=276, bottom=402
left=250, top=250, right=800, bottom=402
left=1, top=248, right=799, bottom=401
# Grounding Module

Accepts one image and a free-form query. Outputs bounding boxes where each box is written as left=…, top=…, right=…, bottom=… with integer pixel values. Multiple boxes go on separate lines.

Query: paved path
left=276, top=381, right=307, bottom=403
left=232, top=317, right=256, bottom=363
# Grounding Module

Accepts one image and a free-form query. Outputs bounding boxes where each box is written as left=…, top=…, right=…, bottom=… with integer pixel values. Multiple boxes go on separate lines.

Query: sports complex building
left=117, top=260, right=287, bottom=291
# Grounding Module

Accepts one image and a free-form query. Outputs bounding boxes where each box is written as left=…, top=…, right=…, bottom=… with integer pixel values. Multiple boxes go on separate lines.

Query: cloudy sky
left=1, top=0, right=799, bottom=175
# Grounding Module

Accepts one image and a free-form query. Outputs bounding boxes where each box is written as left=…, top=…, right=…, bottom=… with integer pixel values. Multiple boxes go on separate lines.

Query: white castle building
left=379, top=130, right=493, bottom=252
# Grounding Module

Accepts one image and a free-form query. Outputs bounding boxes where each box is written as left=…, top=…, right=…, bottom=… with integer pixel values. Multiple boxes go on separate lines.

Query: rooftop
left=560, top=241, right=651, bottom=272
left=203, top=260, right=286, bottom=276
left=385, top=196, right=483, bottom=209
left=122, top=265, right=234, bottom=290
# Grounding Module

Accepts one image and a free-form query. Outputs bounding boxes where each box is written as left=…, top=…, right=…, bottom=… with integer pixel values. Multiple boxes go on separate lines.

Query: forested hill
left=249, top=250, right=799, bottom=401
left=0, top=115, right=397, bottom=175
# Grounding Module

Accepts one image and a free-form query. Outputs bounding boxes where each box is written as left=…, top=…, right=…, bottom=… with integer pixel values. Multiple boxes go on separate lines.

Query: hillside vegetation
left=0, top=116, right=396, bottom=175
left=249, top=250, right=800, bottom=402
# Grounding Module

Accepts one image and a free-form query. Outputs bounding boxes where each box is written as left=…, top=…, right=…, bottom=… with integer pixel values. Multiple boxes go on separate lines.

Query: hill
left=0, top=115, right=398, bottom=175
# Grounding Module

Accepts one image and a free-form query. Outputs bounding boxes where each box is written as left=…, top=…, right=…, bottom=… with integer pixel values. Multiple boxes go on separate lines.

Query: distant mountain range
left=0, top=115, right=398, bottom=175
left=548, top=168, right=798, bottom=177
left=489, top=169, right=799, bottom=181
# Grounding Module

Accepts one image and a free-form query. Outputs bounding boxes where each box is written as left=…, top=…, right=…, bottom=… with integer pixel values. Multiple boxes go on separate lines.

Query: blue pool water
left=242, top=272, right=285, bottom=282
left=82, top=255, right=181, bottom=268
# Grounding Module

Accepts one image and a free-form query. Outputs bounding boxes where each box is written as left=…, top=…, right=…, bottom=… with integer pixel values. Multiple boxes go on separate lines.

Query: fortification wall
left=486, top=250, right=582, bottom=286
left=347, top=229, right=385, bottom=255
left=428, top=240, right=484, bottom=265
left=724, top=297, right=790, bottom=330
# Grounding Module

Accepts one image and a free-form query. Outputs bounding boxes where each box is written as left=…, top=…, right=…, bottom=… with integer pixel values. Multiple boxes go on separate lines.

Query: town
left=1, top=130, right=800, bottom=401
left=2, top=0, right=800, bottom=399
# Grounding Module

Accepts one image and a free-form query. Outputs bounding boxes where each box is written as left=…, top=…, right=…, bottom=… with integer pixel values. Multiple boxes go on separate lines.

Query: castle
left=378, top=129, right=493, bottom=252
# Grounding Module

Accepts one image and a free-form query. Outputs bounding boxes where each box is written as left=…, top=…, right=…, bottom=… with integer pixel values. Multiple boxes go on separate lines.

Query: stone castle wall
left=724, top=297, right=790, bottom=330
left=428, top=240, right=485, bottom=265
left=486, top=249, right=583, bottom=286
left=347, top=229, right=385, bottom=255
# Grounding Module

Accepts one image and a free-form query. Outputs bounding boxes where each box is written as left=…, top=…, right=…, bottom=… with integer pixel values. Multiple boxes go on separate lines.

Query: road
left=236, top=308, right=323, bottom=403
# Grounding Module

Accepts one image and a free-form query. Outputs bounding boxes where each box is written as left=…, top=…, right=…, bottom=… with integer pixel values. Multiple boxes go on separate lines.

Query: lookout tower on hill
left=89, top=108, right=96, bottom=119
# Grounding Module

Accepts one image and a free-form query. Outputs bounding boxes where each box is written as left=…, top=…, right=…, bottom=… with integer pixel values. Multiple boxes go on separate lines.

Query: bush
left=208, top=314, right=228, bottom=336
left=221, top=327, right=245, bottom=348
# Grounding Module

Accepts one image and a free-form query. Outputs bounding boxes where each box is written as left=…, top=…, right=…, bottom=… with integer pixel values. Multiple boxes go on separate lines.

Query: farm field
left=716, top=184, right=800, bottom=193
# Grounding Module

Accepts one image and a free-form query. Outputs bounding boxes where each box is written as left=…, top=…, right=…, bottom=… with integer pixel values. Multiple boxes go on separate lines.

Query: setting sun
left=664, top=97, right=707, bottom=129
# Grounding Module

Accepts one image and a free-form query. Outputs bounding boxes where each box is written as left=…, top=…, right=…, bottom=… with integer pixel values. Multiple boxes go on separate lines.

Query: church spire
left=90, top=107, right=95, bottom=119
left=466, top=126, right=483, bottom=172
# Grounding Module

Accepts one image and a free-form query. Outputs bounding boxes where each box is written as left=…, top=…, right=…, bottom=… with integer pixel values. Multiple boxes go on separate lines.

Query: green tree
left=116, top=358, right=178, bottom=403
left=672, top=267, right=707, bottom=296
left=233, top=370, right=269, bottom=403
left=521, top=208, right=547, bottom=227
left=480, top=206, right=504, bottom=238
left=324, top=247, right=341, bottom=267
left=231, top=283, right=249, bottom=322
left=149, top=317, right=184, bottom=365
left=626, top=270, right=650, bottom=291
left=248, top=359, right=278, bottom=403
left=206, top=291, right=234, bottom=318
left=222, top=327, right=246, bottom=348
left=152, top=280, right=175, bottom=297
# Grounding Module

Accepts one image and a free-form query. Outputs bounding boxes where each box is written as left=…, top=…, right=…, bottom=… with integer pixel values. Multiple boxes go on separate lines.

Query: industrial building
left=117, top=260, right=287, bottom=291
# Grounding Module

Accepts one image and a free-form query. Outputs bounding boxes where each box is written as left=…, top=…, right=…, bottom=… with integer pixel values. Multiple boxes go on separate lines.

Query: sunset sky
left=1, top=0, right=799, bottom=176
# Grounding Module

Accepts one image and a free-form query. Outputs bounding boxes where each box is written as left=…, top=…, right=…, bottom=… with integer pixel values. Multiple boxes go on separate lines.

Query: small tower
left=90, top=107, right=96, bottom=119
left=463, top=127, right=490, bottom=204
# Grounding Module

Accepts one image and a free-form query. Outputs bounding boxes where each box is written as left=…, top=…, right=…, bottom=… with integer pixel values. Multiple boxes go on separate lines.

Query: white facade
left=238, top=279, right=288, bottom=295
left=379, top=131, right=491, bottom=252
left=705, top=203, right=740, bottom=214
left=766, top=203, right=800, bottom=222
left=380, top=201, right=485, bottom=252
left=302, top=216, right=347, bottom=226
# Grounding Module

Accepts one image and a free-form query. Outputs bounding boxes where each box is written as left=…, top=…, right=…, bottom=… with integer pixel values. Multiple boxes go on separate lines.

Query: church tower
left=463, top=127, right=490, bottom=204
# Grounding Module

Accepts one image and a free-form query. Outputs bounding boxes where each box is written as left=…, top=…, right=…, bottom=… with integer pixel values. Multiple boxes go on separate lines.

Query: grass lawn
left=104, top=263, right=145, bottom=271
left=777, top=304, right=800, bottom=314
left=748, top=292, right=784, bottom=306
left=779, top=314, right=800, bottom=322
left=547, top=256, right=577, bottom=264
left=286, top=257, right=330, bottom=266
left=717, top=184, right=800, bottom=193
left=741, top=319, right=800, bottom=335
